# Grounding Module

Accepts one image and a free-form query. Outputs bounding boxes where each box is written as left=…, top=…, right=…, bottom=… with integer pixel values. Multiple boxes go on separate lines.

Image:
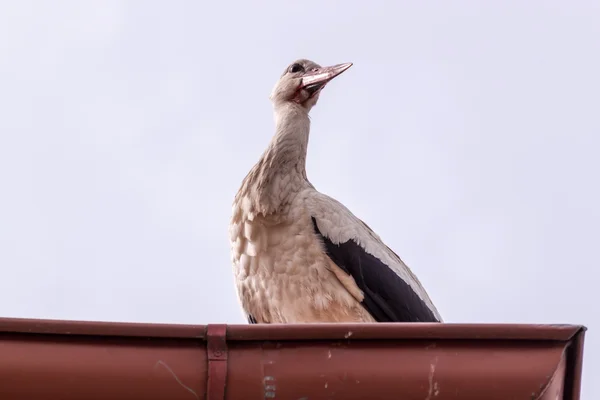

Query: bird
left=229, top=59, right=442, bottom=324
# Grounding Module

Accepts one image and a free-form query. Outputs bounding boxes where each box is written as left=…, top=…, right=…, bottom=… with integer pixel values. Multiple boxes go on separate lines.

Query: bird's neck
left=269, top=103, right=311, bottom=174
left=236, top=103, right=311, bottom=216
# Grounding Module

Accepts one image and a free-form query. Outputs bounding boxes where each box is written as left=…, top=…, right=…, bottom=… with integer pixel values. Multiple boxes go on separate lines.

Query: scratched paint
left=264, top=376, right=276, bottom=399
left=425, top=356, right=440, bottom=400
left=154, top=360, right=199, bottom=400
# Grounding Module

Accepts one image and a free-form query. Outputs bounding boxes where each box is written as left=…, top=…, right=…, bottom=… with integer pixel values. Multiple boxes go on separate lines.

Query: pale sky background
left=0, top=1, right=597, bottom=397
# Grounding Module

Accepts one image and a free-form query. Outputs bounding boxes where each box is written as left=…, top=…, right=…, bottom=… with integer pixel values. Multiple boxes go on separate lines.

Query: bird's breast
left=229, top=196, right=371, bottom=323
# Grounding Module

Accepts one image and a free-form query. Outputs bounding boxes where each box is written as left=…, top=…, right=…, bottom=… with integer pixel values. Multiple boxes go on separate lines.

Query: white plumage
left=229, top=59, right=442, bottom=324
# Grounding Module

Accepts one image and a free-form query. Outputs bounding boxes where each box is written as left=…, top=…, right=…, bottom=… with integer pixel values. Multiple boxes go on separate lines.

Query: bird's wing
left=306, top=190, right=443, bottom=322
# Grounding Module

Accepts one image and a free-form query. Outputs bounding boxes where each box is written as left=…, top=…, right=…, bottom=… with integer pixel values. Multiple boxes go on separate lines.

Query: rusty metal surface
left=0, top=317, right=586, bottom=400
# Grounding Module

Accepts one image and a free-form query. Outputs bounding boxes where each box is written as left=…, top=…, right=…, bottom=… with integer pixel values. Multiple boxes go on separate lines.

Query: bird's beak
left=300, top=62, right=353, bottom=93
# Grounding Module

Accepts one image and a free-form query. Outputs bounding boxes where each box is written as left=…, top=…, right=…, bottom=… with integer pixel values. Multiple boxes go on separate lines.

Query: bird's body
left=229, top=60, right=442, bottom=324
left=231, top=186, right=376, bottom=323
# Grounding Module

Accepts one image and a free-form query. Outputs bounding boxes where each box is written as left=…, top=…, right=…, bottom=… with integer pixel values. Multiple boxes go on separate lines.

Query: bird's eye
left=289, top=63, right=304, bottom=73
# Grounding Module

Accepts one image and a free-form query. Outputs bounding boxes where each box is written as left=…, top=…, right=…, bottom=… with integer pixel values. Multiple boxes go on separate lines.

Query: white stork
left=229, top=59, right=442, bottom=324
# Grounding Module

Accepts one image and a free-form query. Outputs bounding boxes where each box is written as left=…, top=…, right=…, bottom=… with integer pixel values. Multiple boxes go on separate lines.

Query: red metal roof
left=0, top=317, right=586, bottom=399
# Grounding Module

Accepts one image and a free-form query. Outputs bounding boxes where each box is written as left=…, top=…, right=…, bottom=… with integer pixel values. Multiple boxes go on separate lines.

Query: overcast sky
left=0, top=1, right=597, bottom=397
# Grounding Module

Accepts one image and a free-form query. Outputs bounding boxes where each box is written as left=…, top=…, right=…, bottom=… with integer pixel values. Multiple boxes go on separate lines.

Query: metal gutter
left=0, top=317, right=586, bottom=399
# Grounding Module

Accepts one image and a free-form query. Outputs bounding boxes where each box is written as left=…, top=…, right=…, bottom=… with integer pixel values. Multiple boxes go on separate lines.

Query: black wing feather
left=247, top=314, right=257, bottom=324
left=312, top=217, right=439, bottom=323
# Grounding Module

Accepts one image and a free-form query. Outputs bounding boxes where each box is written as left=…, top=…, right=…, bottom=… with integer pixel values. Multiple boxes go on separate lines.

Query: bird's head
left=270, top=59, right=352, bottom=111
